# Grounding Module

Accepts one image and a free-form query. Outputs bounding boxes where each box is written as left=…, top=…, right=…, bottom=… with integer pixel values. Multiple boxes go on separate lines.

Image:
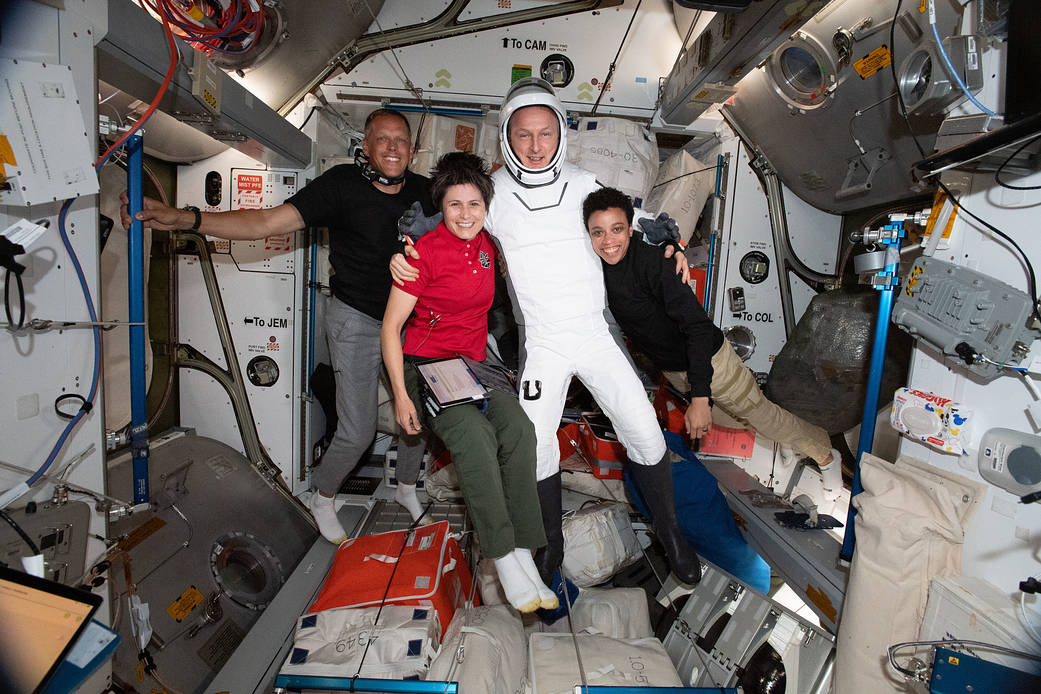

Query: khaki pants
left=663, top=341, right=831, bottom=464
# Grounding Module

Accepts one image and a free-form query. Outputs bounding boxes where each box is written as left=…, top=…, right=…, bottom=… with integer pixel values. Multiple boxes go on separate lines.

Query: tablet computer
left=415, top=357, right=487, bottom=416
left=0, top=564, right=103, bottom=694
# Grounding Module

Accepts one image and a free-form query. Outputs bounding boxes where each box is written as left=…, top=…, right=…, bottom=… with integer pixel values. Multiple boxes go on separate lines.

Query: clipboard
left=415, top=357, right=488, bottom=416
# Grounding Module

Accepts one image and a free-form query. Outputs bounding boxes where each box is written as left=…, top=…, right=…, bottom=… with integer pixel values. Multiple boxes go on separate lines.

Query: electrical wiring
left=926, top=0, right=997, bottom=118
left=890, top=0, right=927, bottom=159
left=96, top=8, right=179, bottom=168
left=648, top=164, right=721, bottom=191
left=3, top=262, right=25, bottom=330
left=15, top=1, right=186, bottom=499
left=995, top=133, right=1041, bottom=191
left=591, top=0, right=643, bottom=115
left=136, top=0, right=264, bottom=55
left=359, top=0, right=429, bottom=110
left=934, top=177, right=1041, bottom=327
left=887, top=1, right=1041, bottom=328
left=297, top=105, right=320, bottom=132
left=0, top=507, right=40, bottom=555
left=971, top=352, right=1030, bottom=374
left=24, top=199, right=102, bottom=489
left=1020, top=591, right=1041, bottom=647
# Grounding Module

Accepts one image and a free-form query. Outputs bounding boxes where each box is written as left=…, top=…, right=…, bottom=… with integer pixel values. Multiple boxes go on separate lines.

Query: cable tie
left=54, top=393, right=88, bottom=420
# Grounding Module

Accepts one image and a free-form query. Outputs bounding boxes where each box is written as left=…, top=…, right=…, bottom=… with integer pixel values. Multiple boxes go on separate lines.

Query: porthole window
left=766, top=35, right=836, bottom=109
left=779, top=46, right=825, bottom=96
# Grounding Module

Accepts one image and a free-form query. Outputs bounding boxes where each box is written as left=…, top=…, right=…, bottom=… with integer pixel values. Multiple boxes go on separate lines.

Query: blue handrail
left=126, top=134, right=150, bottom=505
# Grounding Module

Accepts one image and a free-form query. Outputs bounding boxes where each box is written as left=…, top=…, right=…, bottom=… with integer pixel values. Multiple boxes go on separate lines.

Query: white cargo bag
left=427, top=605, right=526, bottom=694
left=571, top=587, right=653, bottom=639
left=475, top=557, right=508, bottom=606
left=643, top=149, right=714, bottom=246
left=425, top=462, right=463, bottom=501
left=559, top=464, right=628, bottom=502
left=561, top=502, right=642, bottom=587
left=565, top=117, right=659, bottom=203
left=279, top=604, right=439, bottom=680
left=528, top=633, right=682, bottom=693
left=411, top=114, right=484, bottom=177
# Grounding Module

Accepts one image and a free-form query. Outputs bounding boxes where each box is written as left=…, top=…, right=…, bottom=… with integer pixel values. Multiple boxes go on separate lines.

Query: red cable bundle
left=137, top=0, right=264, bottom=55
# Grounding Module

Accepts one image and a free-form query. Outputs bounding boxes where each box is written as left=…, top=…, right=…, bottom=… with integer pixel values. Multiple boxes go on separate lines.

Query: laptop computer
left=0, top=564, right=103, bottom=694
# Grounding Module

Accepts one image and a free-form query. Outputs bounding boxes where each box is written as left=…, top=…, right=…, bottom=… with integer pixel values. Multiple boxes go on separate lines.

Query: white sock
left=307, top=491, right=347, bottom=544
left=818, top=448, right=843, bottom=501
left=394, top=483, right=425, bottom=522
left=492, top=552, right=540, bottom=613
left=513, top=548, right=558, bottom=610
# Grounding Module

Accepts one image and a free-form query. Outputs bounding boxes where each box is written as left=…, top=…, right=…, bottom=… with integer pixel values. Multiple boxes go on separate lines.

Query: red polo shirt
left=399, top=223, right=497, bottom=361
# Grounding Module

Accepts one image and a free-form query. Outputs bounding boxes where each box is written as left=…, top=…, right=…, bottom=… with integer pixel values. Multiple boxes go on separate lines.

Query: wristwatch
left=184, top=205, right=202, bottom=231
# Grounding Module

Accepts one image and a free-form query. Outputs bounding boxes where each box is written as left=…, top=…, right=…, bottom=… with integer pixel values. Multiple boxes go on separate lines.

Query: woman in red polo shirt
left=381, top=152, right=555, bottom=614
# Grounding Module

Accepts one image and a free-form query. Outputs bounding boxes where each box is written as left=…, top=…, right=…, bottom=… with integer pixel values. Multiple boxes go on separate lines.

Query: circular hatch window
left=210, top=532, right=285, bottom=610
left=767, top=34, right=836, bottom=109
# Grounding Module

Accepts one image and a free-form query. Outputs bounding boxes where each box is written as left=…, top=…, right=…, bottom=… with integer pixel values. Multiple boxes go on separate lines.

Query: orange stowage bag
left=308, top=521, right=476, bottom=638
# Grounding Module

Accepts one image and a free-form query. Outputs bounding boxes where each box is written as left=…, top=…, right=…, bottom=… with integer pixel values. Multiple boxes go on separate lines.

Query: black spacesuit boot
left=533, top=472, right=564, bottom=585
left=628, top=453, right=702, bottom=585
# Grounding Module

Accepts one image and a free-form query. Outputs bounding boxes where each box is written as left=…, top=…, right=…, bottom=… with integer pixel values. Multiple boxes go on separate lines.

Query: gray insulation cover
left=765, top=290, right=912, bottom=434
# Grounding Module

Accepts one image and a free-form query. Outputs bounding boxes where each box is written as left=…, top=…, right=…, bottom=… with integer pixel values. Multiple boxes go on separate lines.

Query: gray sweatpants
left=312, top=297, right=425, bottom=494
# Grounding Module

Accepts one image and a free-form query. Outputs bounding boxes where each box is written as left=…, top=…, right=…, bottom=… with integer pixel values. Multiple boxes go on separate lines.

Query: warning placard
left=853, top=46, right=892, bottom=79
left=166, top=585, right=205, bottom=622
left=235, top=172, right=264, bottom=209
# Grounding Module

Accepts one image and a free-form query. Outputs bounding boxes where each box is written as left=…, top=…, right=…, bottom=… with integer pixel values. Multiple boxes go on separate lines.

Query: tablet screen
left=0, top=565, right=102, bottom=694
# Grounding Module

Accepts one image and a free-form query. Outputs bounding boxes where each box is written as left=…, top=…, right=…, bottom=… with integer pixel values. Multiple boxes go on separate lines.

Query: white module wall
left=323, top=0, right=681, bottom=118
left=0, top=2, right=106, bottom=531
left=176, top=149, right=309, bottom=493
left=711, top=134, right=840, bottom=380
left=0, top=3, right=110, bottom=691
left=897, top=166, right=1041, bottom=598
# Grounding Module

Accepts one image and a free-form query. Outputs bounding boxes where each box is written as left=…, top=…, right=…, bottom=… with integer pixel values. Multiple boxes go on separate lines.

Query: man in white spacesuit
left=394, top=78, right=701, bottom=585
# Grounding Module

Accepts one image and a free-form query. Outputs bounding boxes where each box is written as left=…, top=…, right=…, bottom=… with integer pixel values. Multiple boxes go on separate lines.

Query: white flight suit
left=486, top=162, right=666, bottom=480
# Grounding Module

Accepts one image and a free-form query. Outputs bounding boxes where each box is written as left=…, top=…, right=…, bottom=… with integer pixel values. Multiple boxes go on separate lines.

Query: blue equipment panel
left=930, top=647, right=1041, bottom=694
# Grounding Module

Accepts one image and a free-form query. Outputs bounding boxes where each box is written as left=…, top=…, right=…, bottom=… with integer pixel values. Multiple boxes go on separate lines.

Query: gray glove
left=397, top=201, right=442, bottom=243
left=637, top=212, right=681, bottom=246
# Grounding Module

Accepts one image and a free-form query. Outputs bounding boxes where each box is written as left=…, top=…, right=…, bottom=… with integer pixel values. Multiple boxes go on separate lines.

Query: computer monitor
left=0, top=564, right=102, bottom=694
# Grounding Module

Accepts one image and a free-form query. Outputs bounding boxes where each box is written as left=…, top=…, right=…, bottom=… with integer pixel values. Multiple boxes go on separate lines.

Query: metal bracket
left=860, top=273, right=900, bottom=288
left=836, top=147, right=891, bottom=201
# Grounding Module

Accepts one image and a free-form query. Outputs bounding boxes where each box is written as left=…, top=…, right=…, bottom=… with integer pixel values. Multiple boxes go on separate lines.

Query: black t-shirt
left=287, top=164, right=433, bottom=320
left=602, top=239, right=724, bottom=397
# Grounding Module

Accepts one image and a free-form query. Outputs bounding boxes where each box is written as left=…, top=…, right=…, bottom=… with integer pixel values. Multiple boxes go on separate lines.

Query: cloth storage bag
left=528, top=632, right=683, bottom=693
left=309, top=521, right=475, bottom=637
left=426, top=605, right=526, bottom=694
left=834, top=454, right=985, bottom=693
left=570, top=587, right=653, bottom=639
left=561, top=502, right=642, bottom=587
left=279, top=604, right=439, bottom=680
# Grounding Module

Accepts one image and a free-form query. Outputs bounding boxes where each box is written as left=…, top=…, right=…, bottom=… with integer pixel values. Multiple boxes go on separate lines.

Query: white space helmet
left=499, top=77, right=568, bottom=186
